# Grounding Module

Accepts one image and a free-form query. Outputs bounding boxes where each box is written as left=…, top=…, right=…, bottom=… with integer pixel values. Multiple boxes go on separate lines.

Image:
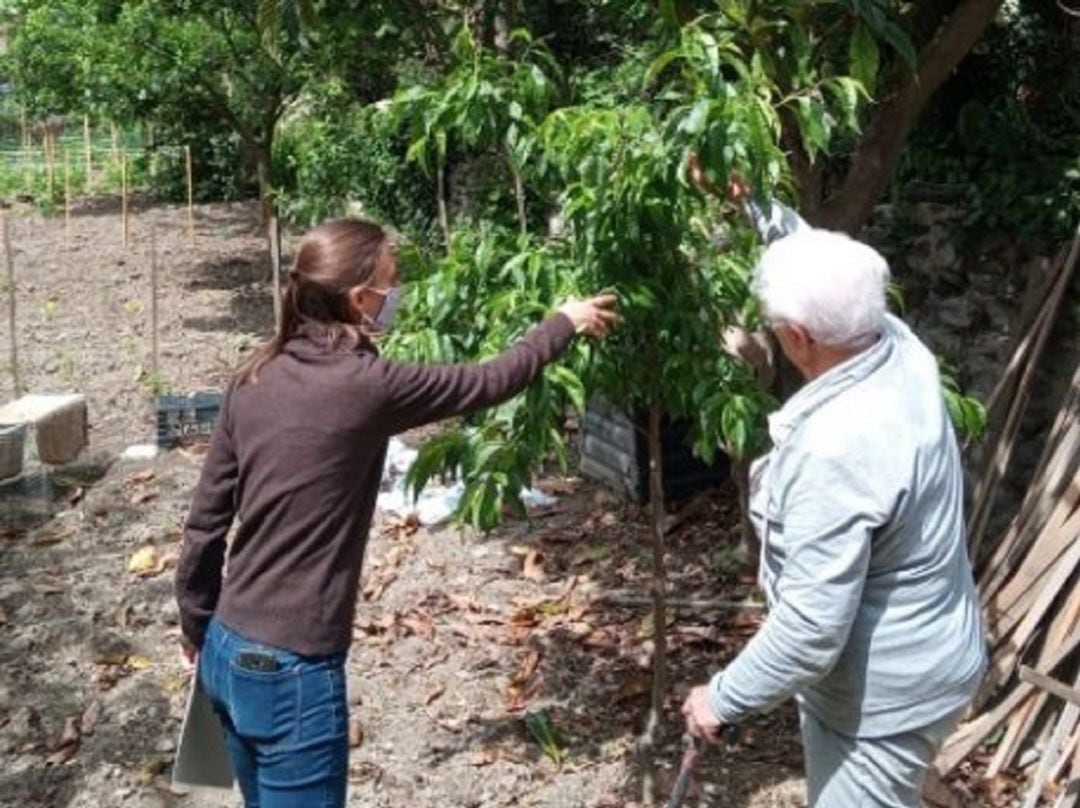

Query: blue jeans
left=198, top=618, right=348, bottom=808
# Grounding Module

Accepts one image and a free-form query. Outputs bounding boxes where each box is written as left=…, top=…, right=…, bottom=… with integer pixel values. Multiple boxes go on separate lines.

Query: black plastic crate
left=156, top=392, right=222, bottom=449
left=579, top=397, right=730, bottom=503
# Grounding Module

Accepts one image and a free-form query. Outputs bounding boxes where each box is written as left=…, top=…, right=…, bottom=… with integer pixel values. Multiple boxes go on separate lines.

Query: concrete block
left=0, top=394, right=88, bottom=465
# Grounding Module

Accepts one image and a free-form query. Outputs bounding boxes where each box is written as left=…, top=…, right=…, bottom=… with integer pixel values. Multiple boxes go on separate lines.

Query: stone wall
left=868, top=202, right=1080, bottom=537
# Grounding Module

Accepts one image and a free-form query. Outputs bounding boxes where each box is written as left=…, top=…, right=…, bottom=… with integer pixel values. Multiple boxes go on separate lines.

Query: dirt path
left=0, top=201, right=806, bottom=807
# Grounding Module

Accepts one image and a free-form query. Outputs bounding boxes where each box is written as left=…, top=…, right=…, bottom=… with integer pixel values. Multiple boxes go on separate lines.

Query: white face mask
left=369, top=285, right=404, bottom=332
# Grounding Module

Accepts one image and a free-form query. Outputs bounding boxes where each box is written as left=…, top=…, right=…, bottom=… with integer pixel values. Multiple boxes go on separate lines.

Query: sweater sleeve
left=375, top=313, right=576, bottom=435
left=174, top=396, right=238, bottom=649
left=707, top=449, right=878, bottom=724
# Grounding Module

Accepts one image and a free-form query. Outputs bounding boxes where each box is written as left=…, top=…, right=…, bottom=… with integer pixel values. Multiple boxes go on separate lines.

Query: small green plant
left=59, top=352, right=76, bottom=387
left=525, top=709, right=564, bottom=766
left=940, top=360, right=988, bottom=443
left=137, top=370, right=170, bottom=397
left=713, top=544, right=745, bottom=584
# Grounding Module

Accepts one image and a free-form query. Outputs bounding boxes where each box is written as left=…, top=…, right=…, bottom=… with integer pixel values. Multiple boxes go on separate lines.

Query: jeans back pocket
left=227, top=659, right=300, bottom=745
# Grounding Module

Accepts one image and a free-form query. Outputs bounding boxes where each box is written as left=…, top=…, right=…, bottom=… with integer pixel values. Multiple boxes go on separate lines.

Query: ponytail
left=235, top=282, right=302, bottom=386
left=234, top=218, right=388, bottom=386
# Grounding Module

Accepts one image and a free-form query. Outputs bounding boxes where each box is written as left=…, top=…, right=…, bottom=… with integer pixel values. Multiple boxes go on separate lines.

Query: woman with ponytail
left=175, top=218, right=617, bottom=807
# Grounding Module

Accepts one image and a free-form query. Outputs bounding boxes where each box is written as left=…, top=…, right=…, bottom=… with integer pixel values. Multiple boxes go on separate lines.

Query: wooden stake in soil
left=45, top=129, right=56, bottom=199
left=121, top=151, right=129, bottom=249
left=3, top=215, right=20, bottom=398
left=110, top=122, right=120, bottom=168
left=84, top=115, right=93, bottom=188
left=150, top=224, right=159, bottom=384
left=269, top=213, right=283, bottom=331
left=185, top=145, right=195, bottom=246
left=63, top=149, right=71, bottom=245
left=637, top=399, right=670, bottom=806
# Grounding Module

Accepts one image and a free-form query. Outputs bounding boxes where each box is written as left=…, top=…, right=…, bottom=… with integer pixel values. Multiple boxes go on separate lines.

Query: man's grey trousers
left=800, top=706, right=964, bottom=806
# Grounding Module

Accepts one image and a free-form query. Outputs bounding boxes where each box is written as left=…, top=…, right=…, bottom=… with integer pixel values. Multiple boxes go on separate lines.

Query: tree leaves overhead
left=849, top=21, right=880, bottom=97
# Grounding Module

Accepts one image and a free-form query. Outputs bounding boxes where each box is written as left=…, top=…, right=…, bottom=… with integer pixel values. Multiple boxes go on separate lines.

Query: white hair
left=753, top=228, right=890, bottom=347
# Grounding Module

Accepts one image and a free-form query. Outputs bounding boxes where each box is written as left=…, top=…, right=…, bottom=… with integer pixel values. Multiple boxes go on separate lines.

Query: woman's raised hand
left=557, top=294, right=620, bottom=339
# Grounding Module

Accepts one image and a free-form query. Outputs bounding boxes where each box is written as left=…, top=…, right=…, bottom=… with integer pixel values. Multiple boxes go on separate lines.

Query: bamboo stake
left=150, top=224, right=159, bottom=384
left=110, top=122, right=119, bottom=167
left=938, top=628, right=1080, bottom=775
left=269, top=213, right=282, bottom=330
left=63, top=150, right=71, bottom=246
left=1021, top=668, right=1080, bottom=709
left=988, top=581, right=1080, bottom=775
left=121, top=150, right=129, bottom=249
left=3, top=215, right=19, bottom=398
left=83, top=115, right=92, bottom=188
left=45, top=129, right=56, bottom=199
left=1024, top=700, right=1079, bottom=808
left=185, top=145, right=195, bottom=246
left=1048, top=726, right=1080, bottom=784
left=19, top=111, right=27, bottom=156
left=970, top=223, right=1080, bottom=562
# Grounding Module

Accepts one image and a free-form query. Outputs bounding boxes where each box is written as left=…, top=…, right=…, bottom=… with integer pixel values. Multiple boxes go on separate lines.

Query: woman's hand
left=557, top=294, right=619, bottom=339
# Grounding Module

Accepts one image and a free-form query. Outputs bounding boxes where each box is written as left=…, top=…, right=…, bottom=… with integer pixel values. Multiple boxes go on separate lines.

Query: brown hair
left=237, top=218, right=389, bottom=385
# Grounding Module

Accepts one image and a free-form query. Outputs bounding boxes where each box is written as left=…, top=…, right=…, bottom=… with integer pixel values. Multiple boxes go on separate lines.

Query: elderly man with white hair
left=680, top=172, right=987, bottom=807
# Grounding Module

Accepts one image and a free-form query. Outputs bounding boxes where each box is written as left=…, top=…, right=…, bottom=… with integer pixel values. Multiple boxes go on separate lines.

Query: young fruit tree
left=392, top=2, right=993, bottom=801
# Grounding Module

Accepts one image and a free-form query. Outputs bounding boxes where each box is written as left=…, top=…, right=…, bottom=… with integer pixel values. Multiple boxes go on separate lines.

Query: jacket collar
left=767, top=315, right=902, bottom=447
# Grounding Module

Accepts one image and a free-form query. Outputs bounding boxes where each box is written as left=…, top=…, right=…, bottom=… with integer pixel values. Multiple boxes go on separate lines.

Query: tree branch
left=814, top=0, right=1006, bottom=233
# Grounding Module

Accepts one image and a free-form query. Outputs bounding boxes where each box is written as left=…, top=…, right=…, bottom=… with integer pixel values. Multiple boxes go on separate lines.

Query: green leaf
left=659, top=0, right=681, bottom=31
left=881, top=22, right=917, bottom=71
left=849, top=22, right=879, bottom=97
left=644, top=49, right=682, bottom=87
left=793, top=96, right=830, bottom=160
left=549, top=365, right=586, bottom=413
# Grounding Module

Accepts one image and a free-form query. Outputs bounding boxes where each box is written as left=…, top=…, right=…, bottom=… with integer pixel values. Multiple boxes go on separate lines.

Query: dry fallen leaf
left=128, top=546, right=160, bottom=576
left=125, top=469, right=156, bottom=486
left=614, top=676, right=651, bottom=704
left=127, top=655, right=153, bottom=671
left=522, top=550, right=546, bottom=582
left=129, top=490, right=158, bottom=507
left=59, top=716, right=80, bottom=747
left=400, top=612, right=436, bottom=642
left=505, top=649, right=543, bottom=710
left=44, top=716, right=81, bottom=765
left=135, top=756, right=169, bottom=785
left=468, top=750, right=498, bottom=767
left=348, top=718, right=364, bottom=748
left=80, top=701, right=102, bottom=736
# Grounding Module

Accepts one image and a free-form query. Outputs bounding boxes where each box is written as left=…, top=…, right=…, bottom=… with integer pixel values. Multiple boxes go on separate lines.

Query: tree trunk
left=512, top=163, right=527, bottom=235
left=730, top=459, right=760, bottom=570
left=437, top=162, right=452, bottom=250
left=255, top=144, right=274, bottom=228
left=815, top=0, right=1006, bottom=233
left=637, top=398, right=669, bottom=806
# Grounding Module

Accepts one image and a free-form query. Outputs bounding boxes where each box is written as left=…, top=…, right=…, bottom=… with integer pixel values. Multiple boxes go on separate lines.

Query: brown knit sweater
left=175, top=314, right=575, bottom=655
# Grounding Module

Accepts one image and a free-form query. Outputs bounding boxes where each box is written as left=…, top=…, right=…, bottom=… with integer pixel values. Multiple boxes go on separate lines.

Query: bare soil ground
left=0, top=199, right=809, bottom=807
